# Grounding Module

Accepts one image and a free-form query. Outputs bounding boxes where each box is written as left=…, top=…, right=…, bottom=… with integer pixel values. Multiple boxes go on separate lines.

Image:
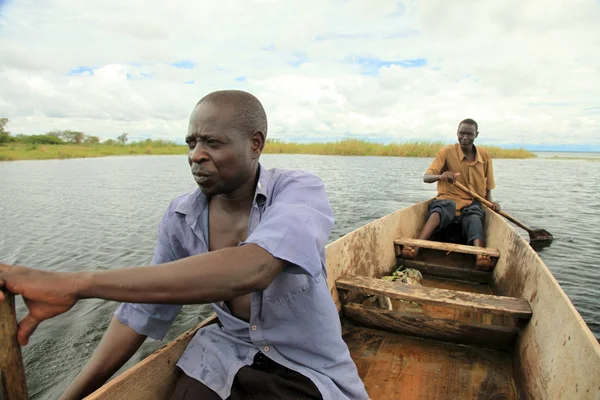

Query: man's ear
left=251, top=130, right=266, bottom=156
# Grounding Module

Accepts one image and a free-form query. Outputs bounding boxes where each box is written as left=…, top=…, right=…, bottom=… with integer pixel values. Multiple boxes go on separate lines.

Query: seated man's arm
left=423, top=148, right=459, bottom=183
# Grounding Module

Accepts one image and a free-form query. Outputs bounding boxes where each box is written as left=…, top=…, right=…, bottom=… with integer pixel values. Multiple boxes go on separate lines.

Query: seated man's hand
left=440, top=171, right=460, bottom=183
left=491, top=202, right=501, bottom=212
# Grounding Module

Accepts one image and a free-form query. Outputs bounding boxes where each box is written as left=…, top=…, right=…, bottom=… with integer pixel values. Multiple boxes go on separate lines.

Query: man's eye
left=186, top=141, right=196, bottom=149
left=207, top=139, right=219, bottom=145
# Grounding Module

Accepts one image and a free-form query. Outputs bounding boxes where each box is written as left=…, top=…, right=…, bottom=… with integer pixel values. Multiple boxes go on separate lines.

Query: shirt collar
left=174, top=163, right=269, bottom=221
left=457, top=144, right=483, bottom=164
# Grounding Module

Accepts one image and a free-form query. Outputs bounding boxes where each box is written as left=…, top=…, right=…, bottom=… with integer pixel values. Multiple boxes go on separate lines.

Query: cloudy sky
left=1, top=0, right=599, bottom=150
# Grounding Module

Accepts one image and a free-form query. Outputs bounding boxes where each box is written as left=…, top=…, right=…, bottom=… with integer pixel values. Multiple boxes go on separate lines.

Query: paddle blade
left=529, top=229, right=554, bottom=252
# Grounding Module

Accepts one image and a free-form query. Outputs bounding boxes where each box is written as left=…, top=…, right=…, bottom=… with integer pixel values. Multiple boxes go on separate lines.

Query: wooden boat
left=86, top=200, right=600, bottom=399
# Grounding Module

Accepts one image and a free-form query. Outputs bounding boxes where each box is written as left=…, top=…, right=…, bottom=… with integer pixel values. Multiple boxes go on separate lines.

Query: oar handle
left=0, top=289, right=28, bottom=400
left=453, top=181, right=534, bottom=232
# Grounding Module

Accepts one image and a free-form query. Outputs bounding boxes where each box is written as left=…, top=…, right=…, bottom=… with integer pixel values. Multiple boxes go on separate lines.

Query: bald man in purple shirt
left=0, top=90, right=369, bottom=400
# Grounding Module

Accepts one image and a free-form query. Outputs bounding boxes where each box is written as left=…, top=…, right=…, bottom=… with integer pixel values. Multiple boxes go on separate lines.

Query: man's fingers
left=18, top=313, right=41, bottom=346
left=454, top=173, right=461, bottom=176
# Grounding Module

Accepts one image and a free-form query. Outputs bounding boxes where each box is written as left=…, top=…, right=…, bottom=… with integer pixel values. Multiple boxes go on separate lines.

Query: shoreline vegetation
left=0, top=139, right=539, bottom=162
left=1, top=120, right=596, bottom=162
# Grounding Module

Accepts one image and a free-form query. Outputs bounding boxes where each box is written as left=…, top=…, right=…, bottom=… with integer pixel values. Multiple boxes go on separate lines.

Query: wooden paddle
left=0, top=289, right=28, bottom=400
left=453, top=181, right=553, bottom=243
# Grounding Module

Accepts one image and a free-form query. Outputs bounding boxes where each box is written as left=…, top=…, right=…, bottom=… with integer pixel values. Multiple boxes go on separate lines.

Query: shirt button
left=264, top=346, right=270, bottom=352
left=220, top=302, right=225, bottom=307
left=251, top=325, right=257, bottom=331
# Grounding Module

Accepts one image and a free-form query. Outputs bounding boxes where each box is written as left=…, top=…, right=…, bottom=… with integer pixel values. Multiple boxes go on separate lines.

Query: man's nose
left=190, top=143, right=209, bottom=164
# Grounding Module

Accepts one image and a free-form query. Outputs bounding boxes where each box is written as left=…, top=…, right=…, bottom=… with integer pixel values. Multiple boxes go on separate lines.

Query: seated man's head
left=457, top=118, right=478, bottom=150
left=186, top=90, right=268, bottom=196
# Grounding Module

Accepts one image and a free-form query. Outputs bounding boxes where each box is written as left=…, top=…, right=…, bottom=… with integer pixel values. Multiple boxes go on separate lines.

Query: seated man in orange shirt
left=403, top=118, right=501, bottom=269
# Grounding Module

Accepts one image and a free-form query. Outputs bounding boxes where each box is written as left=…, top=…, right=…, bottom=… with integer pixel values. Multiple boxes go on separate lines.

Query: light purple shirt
left=114, top=164, right=369, bottom=400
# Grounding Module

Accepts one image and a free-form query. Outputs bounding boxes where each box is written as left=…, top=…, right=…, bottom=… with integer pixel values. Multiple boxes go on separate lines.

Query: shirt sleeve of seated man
left=113, top=211, right=184, bottom=340
left=241, top=171, right=334, bottom=278
left=425, top=147, right=448, bottom=175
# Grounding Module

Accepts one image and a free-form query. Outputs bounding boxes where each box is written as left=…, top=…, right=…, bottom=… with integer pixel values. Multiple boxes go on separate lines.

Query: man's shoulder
left=477, top=146, right=492, bottom=160
left=265, top=167, right=324, bottom=189
left=435, top=144, right=456, bottom=157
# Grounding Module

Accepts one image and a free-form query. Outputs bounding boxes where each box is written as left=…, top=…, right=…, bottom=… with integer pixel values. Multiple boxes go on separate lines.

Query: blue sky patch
left=172, top=60, right=196, bottom=69
left=184, top=80, right=194, bottom=84
left=288, top=52, right=307, bottom=67
left=348, top=56, right=427, bottom=76
left=234, top=76, right=247, bottom=82
left=68, top=66, right=95, bottom=76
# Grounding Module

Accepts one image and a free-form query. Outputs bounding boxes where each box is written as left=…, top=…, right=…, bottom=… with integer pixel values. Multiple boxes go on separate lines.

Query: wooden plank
left=0, top=290, right=28, bottom=400
left=343, top=324, right=518, bottom=399
left=400, top=258, right=493, bottom=283
left=337, top=275, right=532, bottom=319
left=85, top=314, right=218, bottom=400
left=395, top=238, right=501, bottom=258
left=344, top=303, right=518, bottom=350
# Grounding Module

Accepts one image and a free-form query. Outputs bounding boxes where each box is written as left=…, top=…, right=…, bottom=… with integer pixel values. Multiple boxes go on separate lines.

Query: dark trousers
left=428, top=199, right=485, bottom=245
left=169, top=353, right=323, bottom=400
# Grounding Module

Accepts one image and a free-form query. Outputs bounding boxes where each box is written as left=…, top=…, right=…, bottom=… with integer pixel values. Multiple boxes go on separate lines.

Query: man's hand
left=0, top=264, right=80, bottom=346
left=440, top=171, right=461, bottom=184
left=491, top=202, right=501, bottom=212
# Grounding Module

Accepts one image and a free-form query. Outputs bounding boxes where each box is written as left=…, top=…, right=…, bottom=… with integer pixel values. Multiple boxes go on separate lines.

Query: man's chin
left=197, top=183, right=224, bottom=197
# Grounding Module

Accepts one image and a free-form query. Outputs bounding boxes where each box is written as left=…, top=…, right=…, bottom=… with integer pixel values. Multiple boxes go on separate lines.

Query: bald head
left=196, top=90, right=268, bottom=138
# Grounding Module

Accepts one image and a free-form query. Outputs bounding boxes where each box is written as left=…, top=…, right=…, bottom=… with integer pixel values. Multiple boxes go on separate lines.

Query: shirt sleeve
left=486, top=157, right=496, bottom=191
left=425, top=148, right=447, bottom=175
left=113, top=209, right=183, bottom=340
left=241, top=172, right=334, bottom=278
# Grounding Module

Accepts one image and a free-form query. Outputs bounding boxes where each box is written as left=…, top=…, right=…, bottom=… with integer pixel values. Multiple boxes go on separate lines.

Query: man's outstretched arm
left=0, top=244, right=285, bottom=346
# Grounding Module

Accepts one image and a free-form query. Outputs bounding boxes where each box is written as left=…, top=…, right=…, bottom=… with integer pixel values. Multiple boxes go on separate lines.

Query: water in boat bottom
left=0, top=153, right=598, bottom=400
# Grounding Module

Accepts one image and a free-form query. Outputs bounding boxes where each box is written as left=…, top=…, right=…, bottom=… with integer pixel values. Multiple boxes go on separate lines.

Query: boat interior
left=337, top=227, right=529, bottom=399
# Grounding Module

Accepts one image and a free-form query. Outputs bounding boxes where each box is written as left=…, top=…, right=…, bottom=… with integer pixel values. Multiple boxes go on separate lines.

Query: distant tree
left=117, top=133, right=129, bottom=145
left=46, top=130, right=85, bottom=144
left=103, top=139, right=118, bottom=145
left=62, top=130, right=85, bottom=144
left=0, top=118, right=11, bottom=145
left=18, top=134, right=64, bottom=145
left=83, top=135, right=100, bottom=144
left=47, top=130, right=63, bottom=138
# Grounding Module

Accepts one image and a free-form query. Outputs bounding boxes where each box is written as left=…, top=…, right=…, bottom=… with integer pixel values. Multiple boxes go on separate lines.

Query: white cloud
left=0, top=0, right=599, bottom=148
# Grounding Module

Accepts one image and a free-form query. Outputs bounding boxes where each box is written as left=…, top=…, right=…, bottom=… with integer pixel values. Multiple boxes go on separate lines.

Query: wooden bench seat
left=336, top=275, right=532, bottom=349
left=394, top=238, right=500, bottom=258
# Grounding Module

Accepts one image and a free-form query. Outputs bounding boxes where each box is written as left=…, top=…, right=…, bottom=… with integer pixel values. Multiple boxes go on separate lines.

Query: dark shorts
left=169, top=352, right=323, bottom=400
left=428, top=199, right=485, bottom=245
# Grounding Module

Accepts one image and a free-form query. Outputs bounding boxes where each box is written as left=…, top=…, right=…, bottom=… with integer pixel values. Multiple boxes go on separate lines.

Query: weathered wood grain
left=0, top=290, right=28, bottom=400
left=395, top=238, right=500, bottom=258
left=344, top=303, right=518, bottom=350
left=337, top=275, right=532, bottom=319
left=343, top=324, right=518, bottom=399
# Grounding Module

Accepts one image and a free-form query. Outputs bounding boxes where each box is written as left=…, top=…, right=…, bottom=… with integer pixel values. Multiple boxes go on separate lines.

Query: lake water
left=1, top=154, right=599, bottom=399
